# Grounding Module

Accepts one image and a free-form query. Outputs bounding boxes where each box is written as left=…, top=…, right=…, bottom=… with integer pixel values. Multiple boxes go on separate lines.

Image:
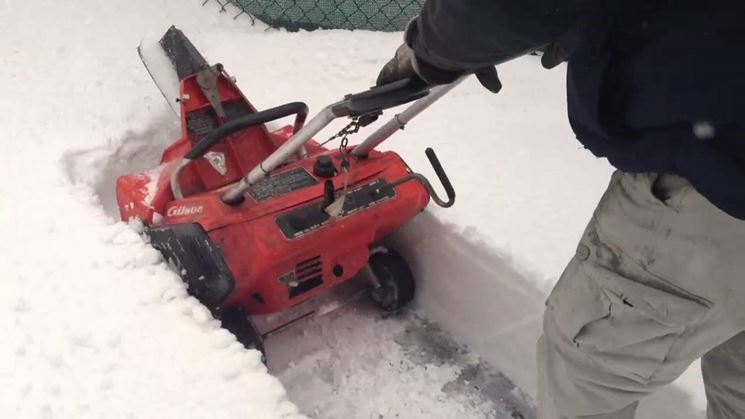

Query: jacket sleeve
left=409, top=0, right=571, bottom=72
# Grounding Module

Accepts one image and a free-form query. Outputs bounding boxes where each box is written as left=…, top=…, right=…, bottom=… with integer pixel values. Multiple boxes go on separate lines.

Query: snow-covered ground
left=1, top=0, right=707, bottom=417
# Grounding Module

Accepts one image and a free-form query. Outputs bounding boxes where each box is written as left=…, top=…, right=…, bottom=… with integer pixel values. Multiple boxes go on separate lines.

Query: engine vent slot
left=296, top=256, right=322, bottom=281
left=289, top=256, right=323, bottom=298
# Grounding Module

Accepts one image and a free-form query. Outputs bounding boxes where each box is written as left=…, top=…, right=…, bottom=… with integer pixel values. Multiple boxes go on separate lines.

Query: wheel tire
left=220, top=307, right=266, bottom=363
left=368, top=249, right=416, bottom=313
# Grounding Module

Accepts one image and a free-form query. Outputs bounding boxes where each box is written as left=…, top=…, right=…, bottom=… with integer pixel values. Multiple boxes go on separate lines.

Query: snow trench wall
left=208, top=0, right=422, bottom=31
left=391, top=215, right=547, bottom=396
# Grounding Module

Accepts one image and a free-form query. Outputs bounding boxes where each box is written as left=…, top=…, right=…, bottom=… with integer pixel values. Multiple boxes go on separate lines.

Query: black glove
left=376, top=43, right=502, bottom=94
left=376, top=42, right=456, bottom=85
left=376, top=44, right=416, bottom=86
left=539, top=41, right=568, bottom=69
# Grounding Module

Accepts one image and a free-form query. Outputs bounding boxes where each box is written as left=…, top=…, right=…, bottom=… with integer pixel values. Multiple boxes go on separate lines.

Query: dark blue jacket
left=410, top=0, right=745, bottom=219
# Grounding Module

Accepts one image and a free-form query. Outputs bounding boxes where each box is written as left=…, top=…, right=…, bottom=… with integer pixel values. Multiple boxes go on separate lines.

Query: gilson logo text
left=166, top=205, right=204, bottom=217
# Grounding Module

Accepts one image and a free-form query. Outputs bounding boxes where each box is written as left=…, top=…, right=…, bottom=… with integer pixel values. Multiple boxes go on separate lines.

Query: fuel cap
left=313, top=155, right=336, bottom=178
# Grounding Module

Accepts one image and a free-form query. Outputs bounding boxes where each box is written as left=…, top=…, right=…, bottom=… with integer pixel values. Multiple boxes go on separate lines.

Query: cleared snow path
left=269, top=302, right=535, bottom=419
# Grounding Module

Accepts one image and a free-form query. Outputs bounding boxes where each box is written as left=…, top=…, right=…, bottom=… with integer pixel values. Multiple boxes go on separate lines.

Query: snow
left=1, top=2, right=303, bottom=418
left=269, top=304, right=518, bottom=419
left=144, top=164, right=166, bottom=206
left=1, top=0, right=707, bottom=418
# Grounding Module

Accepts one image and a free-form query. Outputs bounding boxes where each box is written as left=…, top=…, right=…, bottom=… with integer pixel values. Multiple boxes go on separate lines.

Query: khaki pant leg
left=702, top=331, right=745, bottom=419
left=538, top=171, right=745, bottom=418
left=538, top=335, right=639, bottom=419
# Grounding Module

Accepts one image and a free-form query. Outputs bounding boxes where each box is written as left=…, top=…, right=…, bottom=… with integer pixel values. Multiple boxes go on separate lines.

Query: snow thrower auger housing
left=116, top=27, right=458, bottom=352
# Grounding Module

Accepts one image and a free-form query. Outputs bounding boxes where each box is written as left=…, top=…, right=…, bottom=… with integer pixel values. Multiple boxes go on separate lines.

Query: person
left=375, top=1, right=745, bottom=418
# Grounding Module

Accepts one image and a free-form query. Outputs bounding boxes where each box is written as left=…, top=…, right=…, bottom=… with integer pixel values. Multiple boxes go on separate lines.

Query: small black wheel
left=368, top=249, right=416, bottom=312
left=220, top=307, right=266, bottom=363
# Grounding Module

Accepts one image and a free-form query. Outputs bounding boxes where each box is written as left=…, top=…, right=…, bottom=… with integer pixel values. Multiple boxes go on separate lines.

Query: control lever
left=374, top=147, right=456, bottom=208
left=325, top=160, right=351, bottom=217
left=321, top=180, right=336, bottom=212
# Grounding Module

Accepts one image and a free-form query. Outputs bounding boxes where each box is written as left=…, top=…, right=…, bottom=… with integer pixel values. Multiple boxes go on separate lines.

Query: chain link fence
left=206, top=0, right=423, bottom=31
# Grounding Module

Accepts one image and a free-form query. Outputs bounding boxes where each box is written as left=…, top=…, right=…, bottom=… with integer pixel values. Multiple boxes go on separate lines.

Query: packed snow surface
left=1, top=0, right=707, bottom=417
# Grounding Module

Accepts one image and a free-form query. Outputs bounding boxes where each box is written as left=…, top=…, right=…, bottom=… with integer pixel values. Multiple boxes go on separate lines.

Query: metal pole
left=351, top=78, right=464, bottom=158
left=221, top=105, right=341, bottom=204
left=220, top=77, right=464, bottom=205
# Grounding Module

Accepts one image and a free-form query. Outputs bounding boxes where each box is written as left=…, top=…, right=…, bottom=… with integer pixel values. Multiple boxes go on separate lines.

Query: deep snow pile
left=1, top=0, right=707, bottom=417
left=0, top=2, right=303, bottom=418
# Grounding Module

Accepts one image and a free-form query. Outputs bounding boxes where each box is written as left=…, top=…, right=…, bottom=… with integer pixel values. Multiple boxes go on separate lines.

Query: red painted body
left=116, top=71, right=430, bottom=315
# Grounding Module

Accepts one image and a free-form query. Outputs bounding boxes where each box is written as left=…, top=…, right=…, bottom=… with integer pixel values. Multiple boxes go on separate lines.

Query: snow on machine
left=116, top=26, right=458, bottom=356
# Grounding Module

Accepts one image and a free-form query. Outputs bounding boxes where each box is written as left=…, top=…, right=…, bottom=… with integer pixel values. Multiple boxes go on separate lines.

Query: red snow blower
left=116, top=27, right=458, bottom=354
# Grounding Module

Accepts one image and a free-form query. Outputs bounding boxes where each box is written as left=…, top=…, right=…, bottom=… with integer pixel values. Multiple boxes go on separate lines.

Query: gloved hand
left=539, top=41, right=568, bottom=69
left=376, top=42, right=502, bottom=94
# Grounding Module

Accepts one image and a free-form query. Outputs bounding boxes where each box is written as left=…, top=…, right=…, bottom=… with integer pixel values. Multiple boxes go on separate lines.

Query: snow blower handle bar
left=332, top=77, right=430, bottom=117
left=183, top=102, right=308, bottom=160
left=171, top=102, right=308, bottom=199
left=351, top=78, right=464, bottom=157
left=221, top=77, right=460, bottom=206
